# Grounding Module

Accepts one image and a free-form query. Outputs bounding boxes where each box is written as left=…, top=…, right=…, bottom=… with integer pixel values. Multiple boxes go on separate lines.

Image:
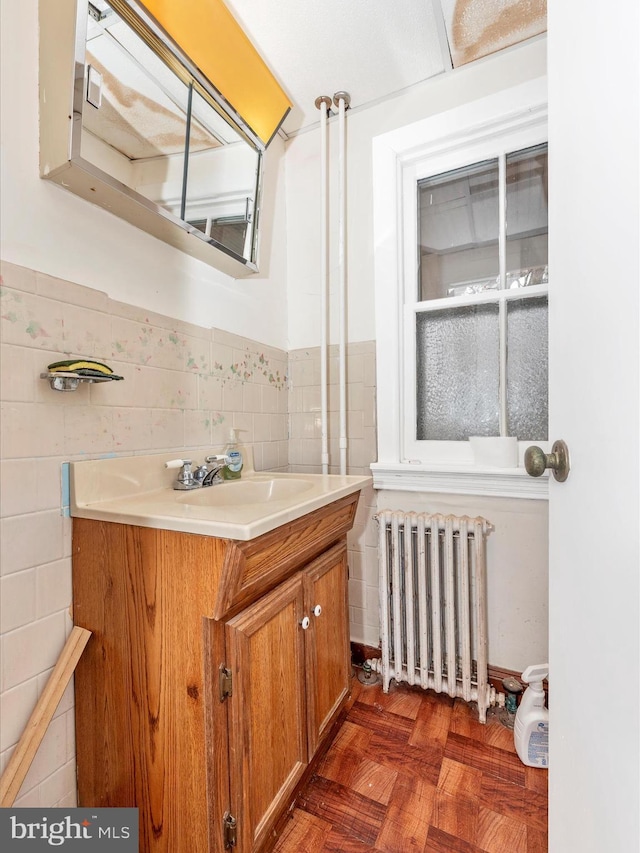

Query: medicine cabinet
left=39, top=0, right=290, bottom=276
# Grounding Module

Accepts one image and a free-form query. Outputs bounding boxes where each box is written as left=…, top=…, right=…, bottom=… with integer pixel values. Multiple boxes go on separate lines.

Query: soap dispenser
left=222, top=428, right=243, bottom=480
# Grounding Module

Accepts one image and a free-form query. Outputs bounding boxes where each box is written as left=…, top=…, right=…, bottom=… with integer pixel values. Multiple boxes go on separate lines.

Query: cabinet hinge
left=219, top=664, right=233, bottom=702
left=223, top=812, right=237, bottom=849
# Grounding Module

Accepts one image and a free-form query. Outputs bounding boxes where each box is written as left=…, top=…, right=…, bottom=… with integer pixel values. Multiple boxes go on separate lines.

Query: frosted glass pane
left=416, top=305, right=500, bottom=441
left=507, top=296, right=548, bottom=440
left=418, top=159, right=499, bottom=301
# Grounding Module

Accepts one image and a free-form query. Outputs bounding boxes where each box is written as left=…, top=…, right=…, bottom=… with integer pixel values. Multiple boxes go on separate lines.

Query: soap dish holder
left=40, top=371, right=116, bottom=392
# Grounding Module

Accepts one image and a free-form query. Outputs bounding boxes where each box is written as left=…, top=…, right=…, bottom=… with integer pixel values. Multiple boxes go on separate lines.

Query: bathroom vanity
left=70, top=453, right=370, bottom=853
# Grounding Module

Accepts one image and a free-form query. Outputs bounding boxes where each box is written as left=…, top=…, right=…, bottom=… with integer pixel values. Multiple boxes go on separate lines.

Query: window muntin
left=410, top=143, right=548, bottom=449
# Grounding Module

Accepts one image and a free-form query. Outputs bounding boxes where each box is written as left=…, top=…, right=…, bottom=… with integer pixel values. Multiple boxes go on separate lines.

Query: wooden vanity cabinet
left=225, top=544, right=350, bottom=853
left=72, top=492, right=358, bottom=853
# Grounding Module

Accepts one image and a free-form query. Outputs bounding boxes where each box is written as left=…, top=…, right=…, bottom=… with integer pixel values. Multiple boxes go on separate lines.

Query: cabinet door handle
left=300, top=616, right=310, bottom=630
left=313, top=604, right=322, bottom=617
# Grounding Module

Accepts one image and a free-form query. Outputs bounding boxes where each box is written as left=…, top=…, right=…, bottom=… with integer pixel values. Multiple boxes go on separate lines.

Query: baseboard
left=350, top=642, right=381, bottom=666
left=350, top=643, right=548, bottom=702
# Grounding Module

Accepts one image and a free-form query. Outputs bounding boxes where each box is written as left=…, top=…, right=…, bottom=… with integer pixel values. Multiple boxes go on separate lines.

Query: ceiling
left=223, top=0, right=547, bottom=137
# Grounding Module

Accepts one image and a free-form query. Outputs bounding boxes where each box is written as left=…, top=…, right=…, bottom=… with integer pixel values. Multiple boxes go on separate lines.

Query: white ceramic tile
left=111, top=407, right=153, bottom=452
left=211, top=413, right=231, bottom=445
left=277, top=440, right=289, bottom=470
left=20, top=712, right=67, bottom=794
left=0, top=289, right=65, bottom=351
left=261, top=441, right=279, bottom=471
left=0, top=261, right=37, bottom=294
left=270, top=414, right=287, bottom=442
left=0, top=344, right=37, bottom=402
left=242, top=382, right=261, bottom=413
left=364, top=546, right=380, bottom=588
left=36, top=272, right=109, bottom=312
left=198, top=373, right=223, bottom=410
left=12, top=781, right=42, bottom=807
left=36, top=559, right=72, bottom=619
left=210, top=342, right=234, bottom=373
left=0, top=511, right=64, bottom=576
left=0, top=676, right=39, bottom=751
left=0, top=569, right=36, bottom=633
left=348, top=578, right=366, bottom=610
left=55, top=790, right=78, bottom=808
left=362, top=624, right=381, bottom=647
left=132, top=367, right=198, bottom=410
left=149, top=410, right=185, bottom=450
left=38, top=758, right=77, bottom=807
left=0, top=402, right=65, bottom=459
left=365, top=586, right=380, bottom=618
left=59, top=304, right=112, bottom=361
left=260, top=385, right=278, bottom=415
left=63, top=406, right=114, bottom=456
left=221, top=378, right=244, bottom=413
left=2, top=611, right=67, bottom=690
left=65, top=706, right=76, bottom=762
left=184, top=410, right=212, bottom=448
left=348, top=550, right=364, bottom=580
left=109, top=299, right=211, bottom=341
left=364, top=351, right=377, bottom=388
left=253, top=414, right=271, bottom=442
left=289, top=359, right=313, bottom=387
left=346, top=353, right=365, bottom=384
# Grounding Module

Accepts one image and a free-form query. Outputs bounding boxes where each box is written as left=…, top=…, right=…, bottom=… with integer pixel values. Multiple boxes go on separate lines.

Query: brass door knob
left=524, top=440, right=570, bottom=482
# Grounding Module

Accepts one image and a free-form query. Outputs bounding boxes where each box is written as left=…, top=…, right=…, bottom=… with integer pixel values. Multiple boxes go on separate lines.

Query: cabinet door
left=304, top=543, right=351, bottom=755
left=225, top=573, right=308, bottom=853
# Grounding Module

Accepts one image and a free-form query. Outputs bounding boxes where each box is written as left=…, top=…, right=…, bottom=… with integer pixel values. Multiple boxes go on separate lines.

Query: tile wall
left=0, top=260, right=289, bottom=807
left=288, top=344, right=379, bottom=648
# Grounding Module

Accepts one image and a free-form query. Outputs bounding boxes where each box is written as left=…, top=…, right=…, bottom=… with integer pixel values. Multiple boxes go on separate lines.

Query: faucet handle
left=165, top=458, right=192, bottom=470
left=205, top=454, right=228, bottom=464
left=165, top=459, right=202, bottom=490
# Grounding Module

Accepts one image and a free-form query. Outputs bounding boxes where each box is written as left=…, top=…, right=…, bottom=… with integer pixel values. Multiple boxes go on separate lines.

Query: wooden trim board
left=0, top=626, right=91, bottom=807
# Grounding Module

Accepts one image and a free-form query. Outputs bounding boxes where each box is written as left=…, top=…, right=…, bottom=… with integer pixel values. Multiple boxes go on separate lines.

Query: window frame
left=371, top=79, right=549, bottom=498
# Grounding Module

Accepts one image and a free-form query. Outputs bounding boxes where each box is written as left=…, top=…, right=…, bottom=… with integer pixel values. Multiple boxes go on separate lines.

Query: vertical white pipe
left=498, top=152, right=508, bottom=436
left=337, top=95, right=348, bottom=475
left=319, top=99, right=330, bottom=474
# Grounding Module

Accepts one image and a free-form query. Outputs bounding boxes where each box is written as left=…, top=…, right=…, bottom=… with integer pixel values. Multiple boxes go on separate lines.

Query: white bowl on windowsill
left=469, top=436, right=519, bottom=468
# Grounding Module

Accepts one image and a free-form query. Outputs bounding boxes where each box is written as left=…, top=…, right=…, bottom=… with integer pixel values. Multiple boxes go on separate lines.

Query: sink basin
left=70, top=451, right=372, bottom=540
left=176, top=477, right=314, bottom=507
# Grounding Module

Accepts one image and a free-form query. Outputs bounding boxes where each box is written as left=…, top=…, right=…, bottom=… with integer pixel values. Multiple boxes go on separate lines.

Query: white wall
left=284, top=37, right=547, bottom=349
left=0, top=0, right=289, bottom=351
left=377, top=491, right=548, bottom=672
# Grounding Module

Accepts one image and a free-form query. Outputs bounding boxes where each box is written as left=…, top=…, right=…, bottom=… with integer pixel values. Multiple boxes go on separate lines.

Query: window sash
left=403, top=284, right=548, bottom=463
left=401, top=132, right=547, bottom=464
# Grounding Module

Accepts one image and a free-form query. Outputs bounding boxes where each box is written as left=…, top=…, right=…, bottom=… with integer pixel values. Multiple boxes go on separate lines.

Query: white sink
left=176, top=477, right=314, bottom=507
left=70, top=450, right=371, bottom=541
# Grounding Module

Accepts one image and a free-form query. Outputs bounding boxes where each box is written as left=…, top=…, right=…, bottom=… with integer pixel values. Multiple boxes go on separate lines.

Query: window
left=372, top=80, right=549, bottom=497
left=413, top=144, right=548, bottom=444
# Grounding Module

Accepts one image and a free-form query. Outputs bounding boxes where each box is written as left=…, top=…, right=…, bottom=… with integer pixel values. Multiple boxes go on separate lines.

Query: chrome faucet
left=201, top=455, right=228, bottom=487
left=165, top=455, right=228, bottom=490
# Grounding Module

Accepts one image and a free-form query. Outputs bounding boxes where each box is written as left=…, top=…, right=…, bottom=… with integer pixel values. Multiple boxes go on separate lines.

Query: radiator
left=376, top=511, right=494, bottom=722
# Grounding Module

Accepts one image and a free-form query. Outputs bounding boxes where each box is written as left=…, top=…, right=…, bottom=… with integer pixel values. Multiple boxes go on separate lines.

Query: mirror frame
left=39, top=0, right=266, bottom=277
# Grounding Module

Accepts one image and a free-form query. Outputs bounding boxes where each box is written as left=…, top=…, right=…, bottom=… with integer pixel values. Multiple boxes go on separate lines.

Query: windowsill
left=370, top=462, right=549, bottom=500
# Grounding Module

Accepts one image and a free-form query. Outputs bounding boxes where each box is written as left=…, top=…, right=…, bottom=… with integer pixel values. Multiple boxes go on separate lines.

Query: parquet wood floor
left=273, top=677, right=547, bottom=853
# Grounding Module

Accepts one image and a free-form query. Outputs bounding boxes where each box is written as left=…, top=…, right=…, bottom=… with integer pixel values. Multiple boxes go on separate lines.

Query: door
left=225, top=574, right=308, bottom=853
left=547, top=5, right=639, bottom=851
left=303, top=543, right=351, bottom=755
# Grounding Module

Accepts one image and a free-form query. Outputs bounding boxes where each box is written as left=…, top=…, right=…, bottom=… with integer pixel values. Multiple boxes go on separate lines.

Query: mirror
left=39, top=0, right=266, bottom=275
